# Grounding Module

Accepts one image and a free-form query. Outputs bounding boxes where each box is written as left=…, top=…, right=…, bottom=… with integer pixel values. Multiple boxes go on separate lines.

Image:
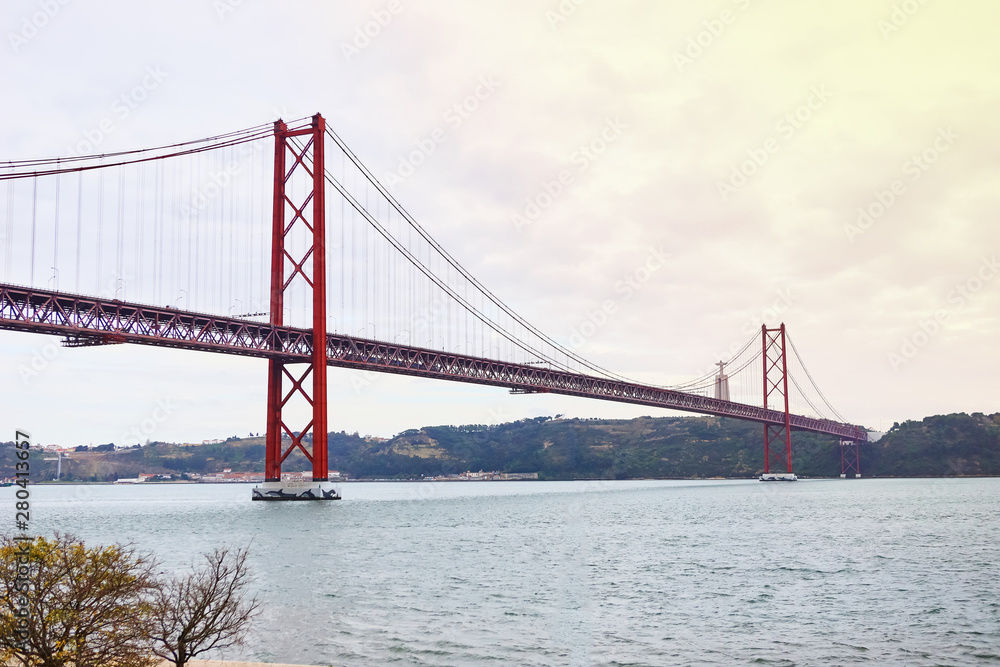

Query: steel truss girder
left=0, top=282, right=868, bottom=443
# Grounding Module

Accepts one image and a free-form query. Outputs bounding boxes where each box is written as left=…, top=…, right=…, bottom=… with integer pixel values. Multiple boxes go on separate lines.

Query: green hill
left=4, top=411, right=998, bottom=482
left=865, top=412, right=1000, bottom=476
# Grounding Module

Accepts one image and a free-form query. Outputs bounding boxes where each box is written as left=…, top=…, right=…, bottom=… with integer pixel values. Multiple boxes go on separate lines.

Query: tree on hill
left=4, top=412, right=997, bottom=482
left=866, top=412, right=1000, bottom=476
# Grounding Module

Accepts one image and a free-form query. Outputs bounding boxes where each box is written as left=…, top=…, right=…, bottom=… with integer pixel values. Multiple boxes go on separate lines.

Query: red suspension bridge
left=0, top=114, right=867, bottom=497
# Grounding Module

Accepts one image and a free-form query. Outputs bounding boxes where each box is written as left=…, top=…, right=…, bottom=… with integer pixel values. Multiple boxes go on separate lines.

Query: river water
left=19, top=478, right=1000, bottom=666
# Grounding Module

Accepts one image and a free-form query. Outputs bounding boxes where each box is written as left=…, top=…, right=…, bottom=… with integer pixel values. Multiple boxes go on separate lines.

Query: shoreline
left=26, top=474, right=1000, bottom=486
left=160, top=662, right=324, bottom=667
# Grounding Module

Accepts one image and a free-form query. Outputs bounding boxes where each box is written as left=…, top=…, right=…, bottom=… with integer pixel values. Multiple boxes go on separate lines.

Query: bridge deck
left=0, top=282, right=868, bottom=442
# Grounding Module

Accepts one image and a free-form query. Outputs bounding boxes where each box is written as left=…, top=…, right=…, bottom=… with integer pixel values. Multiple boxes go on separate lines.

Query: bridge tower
left=253, top=114, right=338, bottom=501
left=840, top=440, right=861, bottom=478
left=761, top=324, right=795, bottom=481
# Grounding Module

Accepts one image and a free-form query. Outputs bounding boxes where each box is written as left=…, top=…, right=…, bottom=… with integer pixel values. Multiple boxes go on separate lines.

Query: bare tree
left=150, top=546, right=261, bottom=667
left=0, top=533, right=160, bottom=667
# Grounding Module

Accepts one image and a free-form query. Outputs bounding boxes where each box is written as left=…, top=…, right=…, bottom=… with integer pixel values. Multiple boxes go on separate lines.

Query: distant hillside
left=3, top=412, right=998, bottom=482
left=864, top=412, right=1000, bottom=477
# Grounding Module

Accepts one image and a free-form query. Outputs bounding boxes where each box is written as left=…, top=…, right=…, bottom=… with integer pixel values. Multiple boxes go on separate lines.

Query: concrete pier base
left=251, top=481, right=341, bottom=501
left=758, top=473, right=798, bottom=482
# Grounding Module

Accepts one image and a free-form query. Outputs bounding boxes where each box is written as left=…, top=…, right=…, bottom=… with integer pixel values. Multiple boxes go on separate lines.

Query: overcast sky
left=1, top=0, right=997, bottom=447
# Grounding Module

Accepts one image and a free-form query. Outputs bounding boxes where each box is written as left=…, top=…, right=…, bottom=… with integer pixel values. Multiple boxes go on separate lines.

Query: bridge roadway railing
left=0, top=283, right=868, bottom=442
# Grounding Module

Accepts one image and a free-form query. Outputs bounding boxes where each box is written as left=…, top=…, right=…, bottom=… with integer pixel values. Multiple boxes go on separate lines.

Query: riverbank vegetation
left=2, top=412, right=997, bottom=481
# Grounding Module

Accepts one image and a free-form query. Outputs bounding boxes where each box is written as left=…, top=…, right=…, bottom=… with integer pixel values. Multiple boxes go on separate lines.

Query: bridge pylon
left=253, top=114, right=338, bottom=501
left=840, top=439, right=861, bottom=478
left=760, top=324, right=795, bottom=481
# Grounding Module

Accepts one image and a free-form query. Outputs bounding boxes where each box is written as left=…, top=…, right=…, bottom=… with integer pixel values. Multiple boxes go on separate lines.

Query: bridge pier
left=252, top=481, right=340, bottom=501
